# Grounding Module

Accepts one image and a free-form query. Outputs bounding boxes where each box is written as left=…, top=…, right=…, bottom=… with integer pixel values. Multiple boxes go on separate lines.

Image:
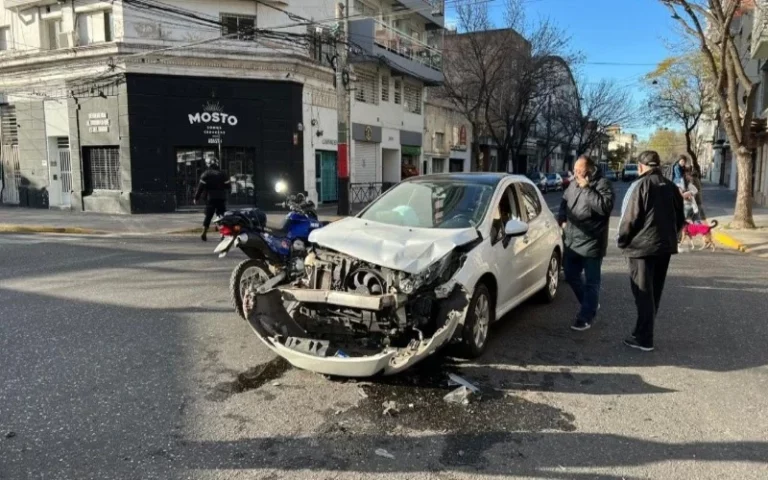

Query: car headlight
left=397, top=252, right=455, bottom=294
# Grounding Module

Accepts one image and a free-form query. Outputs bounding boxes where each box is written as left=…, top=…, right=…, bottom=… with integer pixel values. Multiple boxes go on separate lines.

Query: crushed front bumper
left=245, top=286, right=469, bottom=377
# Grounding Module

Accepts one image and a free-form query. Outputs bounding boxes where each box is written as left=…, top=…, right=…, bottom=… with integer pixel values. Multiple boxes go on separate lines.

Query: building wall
left=13, top=99, right=48, bottom=207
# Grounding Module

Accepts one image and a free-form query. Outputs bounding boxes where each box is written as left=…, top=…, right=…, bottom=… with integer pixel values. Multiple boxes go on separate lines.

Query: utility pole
left=335, top=0, right=351, bottom=216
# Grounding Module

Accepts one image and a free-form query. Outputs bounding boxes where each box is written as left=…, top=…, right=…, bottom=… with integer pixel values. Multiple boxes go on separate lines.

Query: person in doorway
left=194, top=157, right=231, bottom=242
left=558, top=155, right=615, bottom=331
left=617, top=150, right=685, bottom=352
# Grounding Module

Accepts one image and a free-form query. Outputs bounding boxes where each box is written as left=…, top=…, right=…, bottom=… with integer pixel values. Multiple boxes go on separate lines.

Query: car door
left=514, top=181, right=553, bottom=295
left=486, top=181, right=528, bottom=315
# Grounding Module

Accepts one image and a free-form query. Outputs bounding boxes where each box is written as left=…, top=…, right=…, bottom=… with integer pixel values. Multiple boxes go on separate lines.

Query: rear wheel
left=459, top=283, right=494, bottom=359
left=230, top=259, right=271, bottom=320
left=536, top=250, right=561, bottom=303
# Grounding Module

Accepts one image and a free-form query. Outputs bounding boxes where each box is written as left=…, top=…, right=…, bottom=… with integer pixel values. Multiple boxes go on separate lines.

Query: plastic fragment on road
left=443, top=386, right=477, bottom=405
left=382, top=400, right=399, bottom=416
left=447, top=373, right=481, bottom=394
left=375, top=448, right=395, bottom=459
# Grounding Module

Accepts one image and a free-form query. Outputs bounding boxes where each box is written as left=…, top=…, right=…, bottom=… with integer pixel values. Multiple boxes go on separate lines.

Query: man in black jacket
left=618, top=150, right=685, bottom=352
left=194, top=157, right=231, bottom=242
left=558, top=155, right=615, bottom=331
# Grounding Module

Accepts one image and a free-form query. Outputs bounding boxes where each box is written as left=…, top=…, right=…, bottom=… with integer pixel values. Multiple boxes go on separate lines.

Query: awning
left=401, top=146, right=421, bottom=156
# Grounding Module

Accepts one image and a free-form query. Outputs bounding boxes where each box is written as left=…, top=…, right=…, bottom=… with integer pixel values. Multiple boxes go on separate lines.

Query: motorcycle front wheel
left=230, top=259, right=272, bottom=320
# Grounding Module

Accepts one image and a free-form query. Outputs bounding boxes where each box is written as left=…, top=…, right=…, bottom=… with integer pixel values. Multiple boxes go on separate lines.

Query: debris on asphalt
left=271, top=381, right=282, bottom=387
left=357, top=387, right=369, bottom=399
left=443, top=386, right=478, bottom=405
left=5, top=431, right=16, bottom=439
left=448, top=373, right=481, bottom=394
left=375, top=448, right=395, bottom=459
left=382, top=400, right=399, bottom=416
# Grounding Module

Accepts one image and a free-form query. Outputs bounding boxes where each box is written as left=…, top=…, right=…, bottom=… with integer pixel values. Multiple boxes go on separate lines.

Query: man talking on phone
left=557, top=155, right=615, bottom=331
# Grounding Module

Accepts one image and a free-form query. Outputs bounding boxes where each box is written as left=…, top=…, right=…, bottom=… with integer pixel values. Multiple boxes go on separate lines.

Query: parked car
left=545, top=173, right=564, bottom=191
left=605, top=170, right=618, bottom=181
left=528, top=172, right=548, bottom=192
left=559, top=171, right=572, bottom=189
left=622, top=164, right=639, bottom=182
left=244, top=173, right=564, bottom=377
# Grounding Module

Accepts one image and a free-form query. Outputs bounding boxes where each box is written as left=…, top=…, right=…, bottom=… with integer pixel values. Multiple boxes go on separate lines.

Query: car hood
left=308, top=217, right=479, bottom=274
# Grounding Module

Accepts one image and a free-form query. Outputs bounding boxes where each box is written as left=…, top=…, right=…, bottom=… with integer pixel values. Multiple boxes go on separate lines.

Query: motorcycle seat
left=262, top=218, right=291, bottom=238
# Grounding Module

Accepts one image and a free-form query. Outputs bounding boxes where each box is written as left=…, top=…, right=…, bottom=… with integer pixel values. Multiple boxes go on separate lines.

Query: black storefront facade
left=71, top=73, right=305, bottom=214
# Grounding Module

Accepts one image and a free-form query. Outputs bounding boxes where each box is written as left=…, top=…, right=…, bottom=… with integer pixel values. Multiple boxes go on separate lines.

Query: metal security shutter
left=353, top=141, right=378, bottom=184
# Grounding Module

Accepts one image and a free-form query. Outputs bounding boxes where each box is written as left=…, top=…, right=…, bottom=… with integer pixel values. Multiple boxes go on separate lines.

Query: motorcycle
left=213, top=180, right=324, bottom=319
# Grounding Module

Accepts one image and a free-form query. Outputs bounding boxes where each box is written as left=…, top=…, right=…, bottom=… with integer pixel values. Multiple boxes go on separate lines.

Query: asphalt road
left=1, top=182, right=767, bottom=479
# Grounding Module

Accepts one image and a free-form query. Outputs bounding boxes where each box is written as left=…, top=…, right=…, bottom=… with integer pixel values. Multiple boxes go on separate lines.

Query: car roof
left=405, top=172, right=528, bottom=186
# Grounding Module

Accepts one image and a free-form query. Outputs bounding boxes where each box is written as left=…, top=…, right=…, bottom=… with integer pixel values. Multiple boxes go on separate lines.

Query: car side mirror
left=504, top=219, right=528, bottom=237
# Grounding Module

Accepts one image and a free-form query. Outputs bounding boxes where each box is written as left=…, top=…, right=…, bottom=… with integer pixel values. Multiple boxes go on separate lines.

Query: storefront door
left=176, top=148, right=211, bottom=207
left=317, top=150, right=338, bottom=203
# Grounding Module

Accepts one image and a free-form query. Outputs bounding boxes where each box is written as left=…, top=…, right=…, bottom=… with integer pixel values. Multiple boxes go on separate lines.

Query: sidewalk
left=0, top=206, right=345, bottom=235
left=700, top=182, right=768, bottom=258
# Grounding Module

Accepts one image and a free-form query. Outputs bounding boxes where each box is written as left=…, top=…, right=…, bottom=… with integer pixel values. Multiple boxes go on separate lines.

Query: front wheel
left=230, top=259, right=272, bottom=319
left=459, top=283, right=495, bottom=359
left=535, top=250, right=561, bottom=303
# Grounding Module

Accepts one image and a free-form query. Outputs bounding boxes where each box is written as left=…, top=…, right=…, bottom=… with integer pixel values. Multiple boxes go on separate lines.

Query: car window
left=518, top=183, right=543, bottom=221
left=490, top=185, right=521, bottom=243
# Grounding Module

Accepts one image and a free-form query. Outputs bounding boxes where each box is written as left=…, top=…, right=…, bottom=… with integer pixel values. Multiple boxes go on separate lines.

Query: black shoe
left=571, top=318, right=592, bottom=331
left=201, top=229, right=208, bottom=242
left=623, top=337, right=654, bottom=352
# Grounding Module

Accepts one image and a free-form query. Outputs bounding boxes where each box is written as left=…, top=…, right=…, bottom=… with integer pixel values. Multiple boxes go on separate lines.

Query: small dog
left=680, top=220, right=719, bottom=251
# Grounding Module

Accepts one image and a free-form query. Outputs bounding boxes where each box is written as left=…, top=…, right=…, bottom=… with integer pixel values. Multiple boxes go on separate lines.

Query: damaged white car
left=245, top=173, right=563, bottom=377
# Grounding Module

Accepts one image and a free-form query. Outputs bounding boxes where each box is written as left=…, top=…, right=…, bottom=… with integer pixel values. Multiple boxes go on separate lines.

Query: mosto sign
left=188, top=101, right=239, bottom=145
left=188, top=102, right=239, bottom=126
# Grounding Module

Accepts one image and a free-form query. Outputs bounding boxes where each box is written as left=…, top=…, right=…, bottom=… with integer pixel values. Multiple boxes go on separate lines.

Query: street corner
left=0, top=224, right=105, bottom=235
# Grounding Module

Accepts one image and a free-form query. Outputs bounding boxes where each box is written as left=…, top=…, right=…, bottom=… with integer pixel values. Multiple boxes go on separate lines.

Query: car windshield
left=546, top=174, right=557, bottom=180
left=528, top=173, right=541, bottom=180
left=625, top=165, right=638, bottom=171
left=359, top=179, right=495, bottom=229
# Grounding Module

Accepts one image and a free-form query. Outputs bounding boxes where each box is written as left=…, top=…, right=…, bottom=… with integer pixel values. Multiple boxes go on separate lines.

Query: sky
left=445, top=0, right=685, bottom=140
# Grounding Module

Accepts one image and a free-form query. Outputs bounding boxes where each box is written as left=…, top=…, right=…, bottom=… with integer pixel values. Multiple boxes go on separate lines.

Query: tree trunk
left=731, top=146, right=755, bottom=229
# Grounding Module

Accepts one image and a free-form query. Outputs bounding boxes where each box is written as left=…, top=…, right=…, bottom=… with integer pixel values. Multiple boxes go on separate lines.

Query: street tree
left=660, top=0, right=757, bottom=228
left=560, top=79, right=638, bottom=157
left=646, top=128, right=687, bottom=163
left=645, top=52, right=715, bottom=176
left=607, top=145, right=630, bottom=171
left=441, top=0, right=576, bottom=172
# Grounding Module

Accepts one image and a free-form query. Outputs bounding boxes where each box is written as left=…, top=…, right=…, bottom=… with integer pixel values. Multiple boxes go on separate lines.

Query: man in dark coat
left=618, top=150, right=685, bottom=352
left=558, top=155, right=615, bottom=331
left=194, top=157, right=231, bottom=242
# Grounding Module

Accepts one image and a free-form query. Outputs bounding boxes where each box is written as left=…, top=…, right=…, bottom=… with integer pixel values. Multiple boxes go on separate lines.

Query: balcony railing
left=372, top=19, right=442, bottom=72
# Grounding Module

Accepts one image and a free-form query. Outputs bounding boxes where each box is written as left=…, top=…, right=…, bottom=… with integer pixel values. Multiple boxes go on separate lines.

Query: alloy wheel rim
left=473, top=294, right=490, bottom=348
left=548, top=257, right=559, bottom=296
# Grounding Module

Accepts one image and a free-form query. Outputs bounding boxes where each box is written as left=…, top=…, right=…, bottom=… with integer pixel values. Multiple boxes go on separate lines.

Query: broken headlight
left=397, top=251, right=455, bottom=294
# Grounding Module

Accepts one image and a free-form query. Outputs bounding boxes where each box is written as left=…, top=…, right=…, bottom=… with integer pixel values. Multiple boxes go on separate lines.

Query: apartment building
left=0, top=0, right=443, bottom=213
left=606, top=124, right=637, bottom=160
left=750, top=0, right=768, bottom=206
left=421, top=89, right=471, bottom=175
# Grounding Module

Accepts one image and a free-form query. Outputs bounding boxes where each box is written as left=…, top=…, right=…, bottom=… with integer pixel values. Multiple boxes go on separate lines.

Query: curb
left=0, top=224, right=105, bottom=235
left=712, top=231, right=748, bottom=252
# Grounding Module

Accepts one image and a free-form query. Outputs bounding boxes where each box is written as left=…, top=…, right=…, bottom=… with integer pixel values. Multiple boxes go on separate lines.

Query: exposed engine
left=271, top=247, right=456, bottom=356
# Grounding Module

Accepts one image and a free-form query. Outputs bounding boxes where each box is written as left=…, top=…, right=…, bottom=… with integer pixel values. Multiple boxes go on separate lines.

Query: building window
left=0, top=26, right=9, bottom=51
left=77, top=10, right=113, bottom=45
left=309, top=29, right=334, bottom=67
left=84, top=147, right=120, bottom=191
left=394, top=79, right=402, bottom=105
left=353, top=0, right=379, bottom=17
left=45, top=18, right=63, bottom=50
left=381, top=75, right=390, bottom=102
left=1, top=105, right=18, bottom=145
left=434, top=132, right=444, bottom=151
left=221, top=14, right=256, bottom=41
left=404, top=83, right=422, bottom=114
left=354, top=68, right=379, bottom=104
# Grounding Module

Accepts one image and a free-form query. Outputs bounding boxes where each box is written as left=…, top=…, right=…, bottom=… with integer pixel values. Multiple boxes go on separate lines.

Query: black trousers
left=203, top=199, right=227, bottom=229
left=628, top=255, right=672, bottom=347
